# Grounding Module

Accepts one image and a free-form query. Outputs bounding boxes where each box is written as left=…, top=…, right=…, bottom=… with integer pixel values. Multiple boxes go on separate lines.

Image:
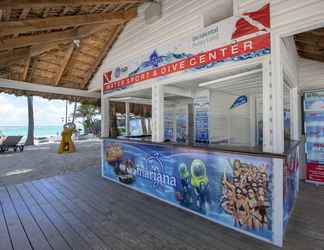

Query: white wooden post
left=272, top=158, right=284, bottom=247
left=101, top=96, right=110, bottom=138
left=262, top=56, right=272, bottom=152
left=290, top=87, right=300, bottom=140
left=152, top=85, right=164, bottom=142
left=125, top=102, right=130, bottom=136
left=271, top=35, right=285, bottom=153
left=249, top=95, right=256, bottom=147
left=101, top=95, right=110, bottom=178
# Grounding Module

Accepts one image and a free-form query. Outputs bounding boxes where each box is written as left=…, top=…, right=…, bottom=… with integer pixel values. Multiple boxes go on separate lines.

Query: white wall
left=209, top=91, right=251, bottom=145
left=89, top=0, right=233, bottom=91
left=299, top=58, right=324, bottom=91
left=281, top=36, right=298, bottom=87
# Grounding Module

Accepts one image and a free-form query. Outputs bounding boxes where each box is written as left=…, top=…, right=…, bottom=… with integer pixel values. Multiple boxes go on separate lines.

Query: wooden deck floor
left=0, top=167, right=323, bottom=250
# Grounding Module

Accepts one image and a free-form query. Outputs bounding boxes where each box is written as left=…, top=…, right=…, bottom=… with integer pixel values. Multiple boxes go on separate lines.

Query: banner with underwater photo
left=102, top=139, right=273, bottom=241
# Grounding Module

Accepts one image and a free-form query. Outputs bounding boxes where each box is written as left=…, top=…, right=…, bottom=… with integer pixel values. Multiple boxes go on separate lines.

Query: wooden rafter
left=0, top=0, right=143, bottom=9
left=30, top=42, right=70, bottom=56
left=2, top=8, right=11, bottom=21
left=60, top=6, right=71, bottom=16
left=21, top=53, right=31, bottom=81
left=19, top=7, right=31, bottom=20
left=296, top=43, right=324, bottom=56
left=295, top=33, right=324, bottom=45
left=89, top=4, right=101, bottom=14
left=295, top=28, right=324, bottom=63
left=81, top=24, right=124, bottom=88
left=298, top=52, right=324, bottom=63
left=42, top=7, right=49, bottom=18
left=0, top=23, right=112, bottom=50
left=0, top=48, right=30, bottom=67
left=0, top=8, right=136, bottom=36
left=55, top=44, right=74, bottom=85
left=0, top=42, right=72, bottom=68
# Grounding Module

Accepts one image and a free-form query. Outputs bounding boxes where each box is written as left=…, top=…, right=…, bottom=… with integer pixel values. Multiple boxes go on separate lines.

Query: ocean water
left=0, top=125, right=63, bottom=137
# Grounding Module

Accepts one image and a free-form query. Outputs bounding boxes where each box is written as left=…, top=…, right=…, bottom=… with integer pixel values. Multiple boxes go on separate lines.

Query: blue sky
left=0, top=93, right=77, bottom=126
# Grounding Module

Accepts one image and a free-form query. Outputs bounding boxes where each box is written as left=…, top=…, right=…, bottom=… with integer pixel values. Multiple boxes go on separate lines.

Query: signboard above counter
left=103, top=4, right=270, bottom=94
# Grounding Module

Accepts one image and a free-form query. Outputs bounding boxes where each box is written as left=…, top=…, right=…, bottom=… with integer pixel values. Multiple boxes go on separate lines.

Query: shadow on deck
left=0, top=167, right=323, bottom=250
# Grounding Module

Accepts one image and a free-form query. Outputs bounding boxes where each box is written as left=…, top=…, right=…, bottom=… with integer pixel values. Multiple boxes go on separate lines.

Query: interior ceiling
left=294, top=27, right=324, bottom=63
left=169, top=63, right=263, bottom=96
left=0, top=0, right=144, bottom=101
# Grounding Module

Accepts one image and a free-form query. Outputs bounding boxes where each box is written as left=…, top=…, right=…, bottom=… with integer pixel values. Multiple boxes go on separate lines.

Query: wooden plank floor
left=0, top=167, right=323, bottom=250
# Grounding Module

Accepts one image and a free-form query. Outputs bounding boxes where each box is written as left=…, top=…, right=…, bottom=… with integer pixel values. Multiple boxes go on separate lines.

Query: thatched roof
left=0, top=0, right=144, bottom=100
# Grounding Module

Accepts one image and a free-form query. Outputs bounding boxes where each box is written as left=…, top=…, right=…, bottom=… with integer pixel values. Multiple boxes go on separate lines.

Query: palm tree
left=75, top=103, right=100, bottom=136
left=25, top=96, right=34, bottom=145
left=71, top=101, right=77, bottom=124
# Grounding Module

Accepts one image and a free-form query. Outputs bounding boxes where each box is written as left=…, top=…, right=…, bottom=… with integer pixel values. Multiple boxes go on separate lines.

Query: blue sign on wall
left=102, top=139, right=273, bottom=241
left=230, top=95, right=248, bottom=109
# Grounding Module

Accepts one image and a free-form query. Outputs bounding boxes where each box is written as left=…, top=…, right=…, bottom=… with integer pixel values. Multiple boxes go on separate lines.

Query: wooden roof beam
left=0, top=78, right=100, bottom=99
left=0, top=23, right=110, bottom=50
left=0, top=1, right=143, bottom=9
left=0, top=42, right=72, bottom=67
left=55, top=44, right=74, bottom=85
left=0, top=8, right=137, bottom=36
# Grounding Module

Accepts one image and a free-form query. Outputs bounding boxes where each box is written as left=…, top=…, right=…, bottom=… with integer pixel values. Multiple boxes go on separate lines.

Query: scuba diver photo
left=176, top=160, right=211, bottom=214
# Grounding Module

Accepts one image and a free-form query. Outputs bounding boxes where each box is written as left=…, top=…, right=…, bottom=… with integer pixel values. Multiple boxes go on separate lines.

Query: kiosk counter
left=100, top=3, right=302, bottom=247
left=101, top=138, right=302, bottom=245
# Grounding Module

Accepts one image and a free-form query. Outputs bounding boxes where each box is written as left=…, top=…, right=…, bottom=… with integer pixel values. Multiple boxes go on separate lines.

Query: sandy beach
left=0, top=139, right=100, bottom=186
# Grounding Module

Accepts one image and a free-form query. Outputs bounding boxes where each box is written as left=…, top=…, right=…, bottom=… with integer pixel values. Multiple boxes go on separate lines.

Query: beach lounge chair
left=0, top=136, right=24, bottom=153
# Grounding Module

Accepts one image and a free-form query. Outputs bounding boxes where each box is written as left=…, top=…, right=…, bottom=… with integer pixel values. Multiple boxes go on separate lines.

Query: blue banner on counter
left=283, top=146, right=300, bottom=231
left=102, top=139, right=273, bottom=241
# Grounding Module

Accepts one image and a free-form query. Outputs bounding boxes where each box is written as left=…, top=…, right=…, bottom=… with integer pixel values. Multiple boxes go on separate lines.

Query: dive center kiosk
left=101, top=4, right=301, bottom=247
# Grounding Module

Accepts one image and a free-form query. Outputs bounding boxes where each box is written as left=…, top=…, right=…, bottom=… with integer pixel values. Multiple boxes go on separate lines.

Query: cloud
left=0, top=94, right=77, bottom=126
left=0, top=94, right=27, bottom=125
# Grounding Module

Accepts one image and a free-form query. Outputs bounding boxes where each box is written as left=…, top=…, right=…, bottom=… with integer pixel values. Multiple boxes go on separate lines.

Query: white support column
left=271, top=35, right=285, bottom=153
left=262, top=56, right=272, bottom=152
left=291, top=87, right=300, bottom=140
left=249, top=95, right=256, bottom=147
left=125, top=102, right=130, bottom=136
left=272, top=158, right=284, bottom=247
left=233, top=0, right=239, bottom=16
left=101, top=96, right=110, bottom=138
left=152, top=85, right=164, bottom=142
